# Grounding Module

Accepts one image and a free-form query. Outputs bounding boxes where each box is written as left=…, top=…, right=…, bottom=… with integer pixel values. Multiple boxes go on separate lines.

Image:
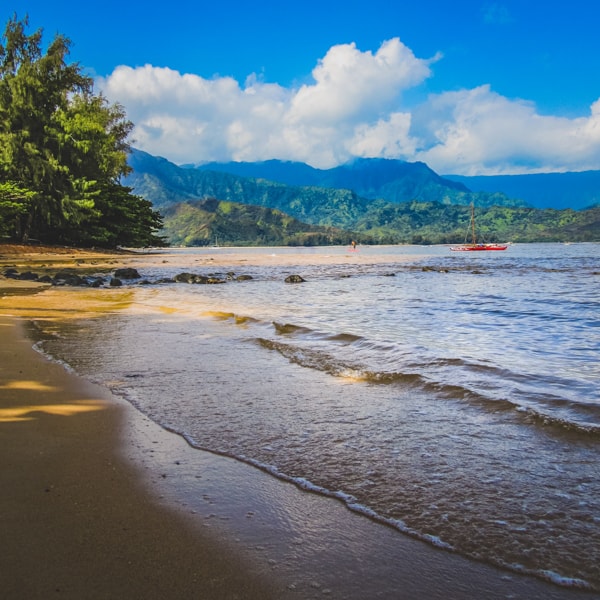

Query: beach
left=1, top=244, right=599, bottom=600
left=0, top=315, right=278, bottom=598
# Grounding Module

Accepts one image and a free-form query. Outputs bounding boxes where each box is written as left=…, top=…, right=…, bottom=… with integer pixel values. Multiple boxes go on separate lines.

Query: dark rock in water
left=236, top=274, right=253, bottom=281
left=175, top=272, right=208, bottom=284
left=114, top=267, right=141, bottom=279
left=285, top=274, right=305, bottom=283
left=53, top=271, right=86, bottom=286
left=156, top=277, right=176, bottom=284
left=3, top=268, right=18, bottom=278
left=18, top=271, right=39, bottom=280
left=174, top=272, right=226, bottom=284
left=109, top=277, right=122, bottom=287
left=90, top=277, right=105, bottom=288
left=38, top=275, right=53, bottom=283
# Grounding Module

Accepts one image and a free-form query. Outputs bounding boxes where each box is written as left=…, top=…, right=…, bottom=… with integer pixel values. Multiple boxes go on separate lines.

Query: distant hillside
left=186, top=156, right=525, bottom=208
left=126, top=150, right=600, bottom=245
left=126, top=149, right=373, bottom=229
left=445, top=171, right=600, bottom=210
left=161, top=198, right=357, bottom=246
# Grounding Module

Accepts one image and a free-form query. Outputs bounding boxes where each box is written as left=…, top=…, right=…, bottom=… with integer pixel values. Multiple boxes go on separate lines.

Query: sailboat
left=450, top=204, right=508, bottom=252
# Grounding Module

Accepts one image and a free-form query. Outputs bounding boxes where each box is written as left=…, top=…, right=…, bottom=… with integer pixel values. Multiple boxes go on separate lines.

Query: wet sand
left=0, top=314, right=282, bottom=599
left=1, top=245, right=598, bottom=600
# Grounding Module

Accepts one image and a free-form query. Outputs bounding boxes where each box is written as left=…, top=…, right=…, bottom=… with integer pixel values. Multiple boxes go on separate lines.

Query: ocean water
left=34, top=243, right=600, bottom=591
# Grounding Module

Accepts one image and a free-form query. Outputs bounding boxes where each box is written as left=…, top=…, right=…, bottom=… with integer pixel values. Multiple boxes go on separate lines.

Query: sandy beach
left=0, top=296, right=281, bottom=598
left=1, top=244, right=598, bottom=600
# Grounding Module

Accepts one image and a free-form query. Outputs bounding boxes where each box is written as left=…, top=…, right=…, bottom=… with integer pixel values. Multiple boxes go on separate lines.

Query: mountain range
left=187, top=157, right=600, bottom=211
left=125, top=149, right=600, bottom=245
left=445, top=171, right=600, bottom=211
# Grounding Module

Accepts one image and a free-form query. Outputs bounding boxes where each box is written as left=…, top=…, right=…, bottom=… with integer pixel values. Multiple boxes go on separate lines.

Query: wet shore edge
left=1, top=246, right=598, bottom=600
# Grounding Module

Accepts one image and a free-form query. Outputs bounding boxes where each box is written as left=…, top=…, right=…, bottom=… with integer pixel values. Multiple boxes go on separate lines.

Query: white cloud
left=412, top=85, right=600, bottom=174
left=97, top=39, right=600, bottom=175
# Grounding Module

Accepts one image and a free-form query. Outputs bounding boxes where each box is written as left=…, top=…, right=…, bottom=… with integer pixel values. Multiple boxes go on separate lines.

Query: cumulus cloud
left=412, top=85, right=600, bottom=174
left=97, top=38, right=600, bottom=174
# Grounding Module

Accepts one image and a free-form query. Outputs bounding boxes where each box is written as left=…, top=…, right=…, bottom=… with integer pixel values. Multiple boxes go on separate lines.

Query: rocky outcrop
left=2, top=265, right=281, bottom=288
left=284, top=274, right=305, bottom=283
left=174, top=272, right=225, bottom=284
left=114, top=267, right=141, bottom=279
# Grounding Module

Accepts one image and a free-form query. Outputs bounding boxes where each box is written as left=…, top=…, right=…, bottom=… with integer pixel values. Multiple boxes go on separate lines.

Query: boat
left=450, top=204, right=508, bottom=252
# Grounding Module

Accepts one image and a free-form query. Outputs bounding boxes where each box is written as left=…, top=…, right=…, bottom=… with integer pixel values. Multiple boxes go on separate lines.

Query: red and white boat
left=450, top=204, right=508, bottom=252
left=451, top=243, right=508, bottom=251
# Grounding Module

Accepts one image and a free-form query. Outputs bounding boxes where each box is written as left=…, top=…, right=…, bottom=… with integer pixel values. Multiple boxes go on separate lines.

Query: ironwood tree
left=0, top=14, right=165, bottom=247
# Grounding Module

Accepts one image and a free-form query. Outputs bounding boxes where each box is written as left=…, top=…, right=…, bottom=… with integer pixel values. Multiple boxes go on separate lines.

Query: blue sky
left=4, top=1, right=600, bottom=174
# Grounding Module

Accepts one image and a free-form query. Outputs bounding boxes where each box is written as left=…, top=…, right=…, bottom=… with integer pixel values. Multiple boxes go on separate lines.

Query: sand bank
left=1, top=246, right=597, bottom=599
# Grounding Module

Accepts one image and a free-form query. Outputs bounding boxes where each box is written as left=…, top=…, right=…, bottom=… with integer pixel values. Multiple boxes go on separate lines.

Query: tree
left=0, top=15, right=165, bottom=247
left=0, top=181, right=36, bottom=239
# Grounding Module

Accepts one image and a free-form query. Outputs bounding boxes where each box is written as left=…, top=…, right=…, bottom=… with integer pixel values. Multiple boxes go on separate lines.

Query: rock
left=109, top=277, right=122, bottom=286
left=18, top=271, right=39, bottom=280
left=53, top=271, right=86, bottom=286
left=236, top=274, right=253, bottom=281
left=285, top=274, right=305, bottom=283
left=175, top=272, right=207, bottom=284
left=114, top=268, right=141, bottom=279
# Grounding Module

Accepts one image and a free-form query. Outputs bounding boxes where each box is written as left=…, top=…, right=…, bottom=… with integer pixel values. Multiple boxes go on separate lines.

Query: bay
left=35, top=243, right=600, bottom=591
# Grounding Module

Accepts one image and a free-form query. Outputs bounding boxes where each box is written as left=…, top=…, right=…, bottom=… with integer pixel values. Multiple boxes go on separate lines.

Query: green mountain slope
left=184, top=155, right=525, bottom=208
left=161, top=198, right=358, bottom=246
left=126, top=150, right=521, bottom=221
left=127, top=150, right=600, bottom=245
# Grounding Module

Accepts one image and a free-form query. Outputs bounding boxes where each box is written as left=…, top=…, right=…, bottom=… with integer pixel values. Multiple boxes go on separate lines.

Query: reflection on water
left=32, top=244, right=600, bottom=590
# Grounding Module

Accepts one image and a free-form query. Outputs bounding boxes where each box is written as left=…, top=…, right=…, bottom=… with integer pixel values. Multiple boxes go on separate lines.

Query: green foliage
left=161, top=198, right=360, bottom=247
left=0, top=15, right=165, bottom=247
left=0, top=180, right=36, bottom=238
left=160, top=197, right=600, bottom=247
left=353, top=202, right=600, bottom=244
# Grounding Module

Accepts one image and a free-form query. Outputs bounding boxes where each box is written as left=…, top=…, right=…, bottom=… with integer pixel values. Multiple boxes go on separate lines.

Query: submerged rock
left=174, top=272, right=226, bottom=284
left=53, top=271, right=86, bottom=286
left=114, top=267, right=141, bottom=279
left=285, top=274, right=305, bottom=283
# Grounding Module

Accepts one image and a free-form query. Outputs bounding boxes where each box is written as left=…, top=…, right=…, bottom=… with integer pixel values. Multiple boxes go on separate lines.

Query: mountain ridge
left=125, top=149, right=600, bottom=245
left=445, top=171, right=600, bottom=210
left=184, top=155, right=599, bottom=211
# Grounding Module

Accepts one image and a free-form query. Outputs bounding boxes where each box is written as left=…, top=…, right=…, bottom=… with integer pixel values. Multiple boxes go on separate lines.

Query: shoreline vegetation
left=1, top=244, right=598, bottom=599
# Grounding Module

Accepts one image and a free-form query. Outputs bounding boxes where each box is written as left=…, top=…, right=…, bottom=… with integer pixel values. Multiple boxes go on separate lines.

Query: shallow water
left=33, top=243, right=600, bottom=590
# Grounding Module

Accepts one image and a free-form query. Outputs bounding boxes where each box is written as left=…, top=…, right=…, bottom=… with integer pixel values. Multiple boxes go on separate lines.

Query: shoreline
left=0, top=315, right=280, bottom=599
left=2, top=247, right=599, bottom=599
